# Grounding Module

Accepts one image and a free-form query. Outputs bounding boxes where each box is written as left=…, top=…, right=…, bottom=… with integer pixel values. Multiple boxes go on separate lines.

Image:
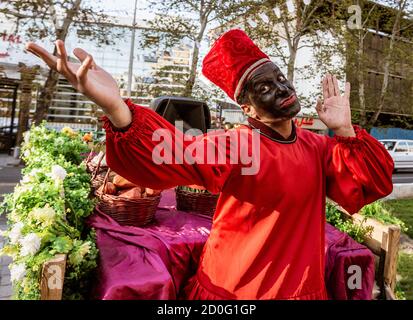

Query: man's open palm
left=316, top=74, right=353, bottom=135
left=26, top=40, right=123, bottom=114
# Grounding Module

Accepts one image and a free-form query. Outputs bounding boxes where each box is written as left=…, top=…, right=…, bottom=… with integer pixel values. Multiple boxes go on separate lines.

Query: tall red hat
left=202, top=29, right=272, bottom=103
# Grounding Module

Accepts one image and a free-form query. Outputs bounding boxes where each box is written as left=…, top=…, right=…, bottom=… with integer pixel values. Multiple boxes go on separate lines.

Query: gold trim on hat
left=234, top=58, right=272, bottom=103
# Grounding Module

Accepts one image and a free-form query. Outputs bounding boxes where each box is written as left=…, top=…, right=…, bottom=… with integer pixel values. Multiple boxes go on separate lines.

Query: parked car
left=379, top=139, right=413, bottom=171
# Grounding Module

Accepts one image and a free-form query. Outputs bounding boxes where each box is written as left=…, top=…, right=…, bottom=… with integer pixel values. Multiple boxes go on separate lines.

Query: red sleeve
left=102, top=99, right=237, bottom=193
left=324, top=126, right=394, bottom=214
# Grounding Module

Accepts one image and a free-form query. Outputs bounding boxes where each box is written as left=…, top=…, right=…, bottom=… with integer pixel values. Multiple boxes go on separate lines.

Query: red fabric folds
left=326, top=126, right=394, bottom=214
left=103, top=99, right=237, bottom=194
left=102, top=100, right=393, bottom=300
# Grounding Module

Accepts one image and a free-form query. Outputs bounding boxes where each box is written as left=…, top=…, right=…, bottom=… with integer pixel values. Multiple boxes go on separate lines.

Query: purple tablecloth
left=87, top=189, right=375, bottom=300
left=324, top=223, right=375, bottom=300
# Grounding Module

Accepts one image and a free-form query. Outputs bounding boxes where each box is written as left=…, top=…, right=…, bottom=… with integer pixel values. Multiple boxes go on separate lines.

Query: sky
left=88, top=0, right=153, bottom=22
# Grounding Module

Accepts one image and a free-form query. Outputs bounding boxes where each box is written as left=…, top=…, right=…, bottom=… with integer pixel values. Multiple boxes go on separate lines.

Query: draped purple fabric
left=87, top=189, right=375, bottom=300
left=87, top=189, right=211, bottom=300
left=324, top=223, right=375, bottom=300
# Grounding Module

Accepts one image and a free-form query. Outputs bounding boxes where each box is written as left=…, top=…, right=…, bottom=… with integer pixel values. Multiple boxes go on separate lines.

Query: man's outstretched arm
left=26, top=41, right=236, bottom=192
left=26, top=40, right=132, bottom=128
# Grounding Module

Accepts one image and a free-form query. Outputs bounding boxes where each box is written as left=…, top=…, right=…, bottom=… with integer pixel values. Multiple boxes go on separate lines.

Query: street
left=0, top=155, right=21, bottom=300
left=0, top=166, right=21, bottom=196
left=392, top=170, right=413, bottom=184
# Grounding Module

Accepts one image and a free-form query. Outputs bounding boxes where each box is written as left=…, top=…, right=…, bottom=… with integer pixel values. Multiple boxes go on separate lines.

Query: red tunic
left=103, top=100, right=394, bottom=300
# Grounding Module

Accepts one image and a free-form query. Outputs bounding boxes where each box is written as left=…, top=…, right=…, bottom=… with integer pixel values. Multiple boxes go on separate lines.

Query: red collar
left=247, top=117, right=297, bottom=144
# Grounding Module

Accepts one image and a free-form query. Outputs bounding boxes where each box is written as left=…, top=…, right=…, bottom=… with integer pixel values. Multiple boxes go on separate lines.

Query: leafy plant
left=383, top=199, right=413, bottom=238
left=177, top=185, right=211, bottom=194
left=326, top=202, right=373, bottom=244
left=396, top=253, right=413, bottom=300
left=360, top=201, right=408, bottom=233
left=0, top=123, right=98, bottom=300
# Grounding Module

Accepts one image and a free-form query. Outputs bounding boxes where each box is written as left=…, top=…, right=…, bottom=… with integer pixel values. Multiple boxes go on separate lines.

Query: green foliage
left=351, top=110, right=413, bottom=131
left=360, top=201, right=408, bottom=232
left=396, top=253, right=413, bottom=300
left=327, top=199, right=413, bottom=300
left=384, top=198, right=413, bottom=238
left=177, top=185, right=211, bottom=194
left=21, top=123, right=89, bottom=167
left=395, top=282, right=407, bottom=300
left=0, top=123, right=98, bottom=300
left=325, top=202, right=373, bottom=244
left=0, top=0, right=118, bottom=45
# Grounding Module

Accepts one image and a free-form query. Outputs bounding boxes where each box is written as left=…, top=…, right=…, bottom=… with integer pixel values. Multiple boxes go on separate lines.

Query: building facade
left=0, top=14, right=192, bottom=135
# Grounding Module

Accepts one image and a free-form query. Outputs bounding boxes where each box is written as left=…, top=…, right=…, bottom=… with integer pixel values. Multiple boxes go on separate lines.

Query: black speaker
left=149, top=96, right=211, bottom=135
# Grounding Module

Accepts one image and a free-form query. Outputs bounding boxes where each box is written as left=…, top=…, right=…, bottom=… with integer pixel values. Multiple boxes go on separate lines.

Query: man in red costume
left=27, top=29, right=393, bottom=300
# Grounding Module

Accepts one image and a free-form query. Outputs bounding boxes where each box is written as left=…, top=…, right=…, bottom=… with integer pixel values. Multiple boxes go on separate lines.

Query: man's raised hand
left=316, top=74, right=355, bottom=137
left=26, top=40, right=132, bottom=128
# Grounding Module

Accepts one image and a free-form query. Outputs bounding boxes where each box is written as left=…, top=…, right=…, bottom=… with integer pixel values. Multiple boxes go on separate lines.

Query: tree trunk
left=184, top=40, right=200, bottom=97
left=357, top=31, right=367, bottom=127
left=287, top=45, right=297, bottom=84
left=368, top=0, right=406, bottom=127
left=16, top=63, right=39, bottom=146
left=33, top=0, right=82, bottom=124
left=184, top=14, right=208, bottom=97
left=33, top=67, right=60, bottom=125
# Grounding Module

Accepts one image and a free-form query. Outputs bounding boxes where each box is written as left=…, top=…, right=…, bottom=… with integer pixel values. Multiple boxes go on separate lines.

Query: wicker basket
left=89, top=152, right=108, bottom=193
left=84, top=150, right=96, bottom=173
left=84, top=142, right=107, bottom=174
left=91, top=172, right=106, bottom=194
left=176, top=187, right=219, bottom=217
left=96, top=170, right=160, bottom=227
left=86, top=153, right=108, bottom=174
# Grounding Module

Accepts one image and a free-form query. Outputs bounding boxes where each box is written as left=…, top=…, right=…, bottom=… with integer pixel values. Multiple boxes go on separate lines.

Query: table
left=87, top=189, right=375, bottom=300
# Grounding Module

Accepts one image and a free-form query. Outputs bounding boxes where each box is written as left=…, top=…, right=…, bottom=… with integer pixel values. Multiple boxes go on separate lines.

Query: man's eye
left=278, top=75, right=286, bottom=82
left=260, top=85, right=270, bottom=93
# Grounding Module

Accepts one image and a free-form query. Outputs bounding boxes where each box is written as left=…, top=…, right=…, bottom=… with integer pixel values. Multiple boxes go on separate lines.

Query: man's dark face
left=243, top=63, right=301, bottom=119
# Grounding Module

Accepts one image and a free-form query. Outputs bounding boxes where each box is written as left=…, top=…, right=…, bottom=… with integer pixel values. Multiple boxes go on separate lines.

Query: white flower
left=69, top=242, right=91, bottom=265
left=23, top=150, right=30, bottom=158
left=55, top=137, right=65, bottom=145
left=23, top=131, right=30, bottom=144
left=21, top=168, right=41, bottom=184
left=10, top=263, right=26, bottom=282
left=30, top=205, right=56, bottom=226
left=20, top=175, right=31, bottom=184
left=29, top=168, right=41, bottom=176
left=14, top=184, right=33, bottom=197
left=8, top=222, right=24, bottom=245
left=79, top=242, right=91, bottom=257
left=19, top=233, right=41, bottom=257
left=50, top=165, right=67, bottom=181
